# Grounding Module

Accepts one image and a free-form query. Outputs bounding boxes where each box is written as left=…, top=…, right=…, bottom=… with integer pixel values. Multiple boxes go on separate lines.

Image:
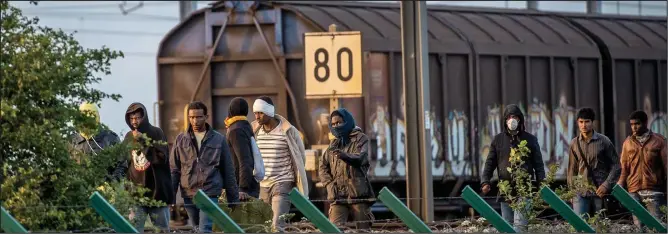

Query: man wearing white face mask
left=481, top=104, right=545, bottom=232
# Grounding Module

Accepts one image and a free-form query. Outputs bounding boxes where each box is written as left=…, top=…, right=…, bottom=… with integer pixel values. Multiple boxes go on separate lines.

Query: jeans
left=500, top=201, right=529, bottom=232
left=328, top=203, right=374, bottom=230
left=630, top=191, right=666, bottom=230
left=572, top=195, right=603, bottom=218
left=260, top=182, right=294, bottom=232
left=133, top=206, right=170, bottom=233
left=183, top=196, right=219, bottom=233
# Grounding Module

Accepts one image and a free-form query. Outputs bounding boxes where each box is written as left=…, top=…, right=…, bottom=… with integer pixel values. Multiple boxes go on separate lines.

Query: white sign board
left=304, top=31, right=362, bottom=99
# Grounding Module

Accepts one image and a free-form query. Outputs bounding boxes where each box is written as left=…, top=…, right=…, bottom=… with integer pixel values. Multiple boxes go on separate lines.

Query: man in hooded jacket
left=70, top=102, right=123, bottom=180
left=118, top=102, right=174, bottom=232
left=225, top=97, right=260, bottom=199
left=319, top=108, right=375, bottom=230
left=481, top=104, right=545, bottom=232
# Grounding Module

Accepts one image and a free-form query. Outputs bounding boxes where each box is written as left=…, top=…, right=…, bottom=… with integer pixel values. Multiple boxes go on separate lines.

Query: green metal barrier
left=377, top=187, right=432, bottom=233
left=611, top=184, right=667, bottom=232
left=539, top=186, right=595, bottom=233
left=288, top=188, right=341, bottom=233
left=89, top=191, right=138, bottom=233
left=1, top=206, right=28, bottom=233
left=461, top=185, right=516, bottom=233
left=193, top=190, right=244, bottom=233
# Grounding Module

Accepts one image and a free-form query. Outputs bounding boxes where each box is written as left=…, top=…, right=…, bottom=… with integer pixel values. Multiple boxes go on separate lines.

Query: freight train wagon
left=156, top=0, right=667, bottom=216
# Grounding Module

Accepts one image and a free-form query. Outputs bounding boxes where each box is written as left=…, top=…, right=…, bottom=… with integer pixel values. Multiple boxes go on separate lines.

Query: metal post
left=400, top=0, right=433, bottom=222
left=179, top=1, right=197, bottom=21
left=587, top=0, right=601, bottom=14
left=527, top=1, right=539, bottom=10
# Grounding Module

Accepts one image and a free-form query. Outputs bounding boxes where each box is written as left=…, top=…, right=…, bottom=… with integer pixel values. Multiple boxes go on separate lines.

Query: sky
left=10, top=1, right=667, bottom=138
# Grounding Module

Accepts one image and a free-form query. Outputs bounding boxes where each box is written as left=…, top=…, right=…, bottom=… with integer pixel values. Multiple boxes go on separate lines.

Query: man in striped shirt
left=251, top=96, right=309, bottom=231
left=567, top=107, right=620, bottom=218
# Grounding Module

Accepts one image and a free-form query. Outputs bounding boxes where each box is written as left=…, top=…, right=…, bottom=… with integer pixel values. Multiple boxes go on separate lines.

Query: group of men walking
left=481, top=104, right=667, bottom=232
left=71, top=97, right=375, bottom=233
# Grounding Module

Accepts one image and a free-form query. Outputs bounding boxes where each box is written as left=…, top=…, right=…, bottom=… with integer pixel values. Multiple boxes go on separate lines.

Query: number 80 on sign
left=304, top=31, right=362, bottom=99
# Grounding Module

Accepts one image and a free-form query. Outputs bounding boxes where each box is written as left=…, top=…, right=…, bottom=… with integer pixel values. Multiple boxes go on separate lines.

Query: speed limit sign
left=304, top=31, right=362, bottom=99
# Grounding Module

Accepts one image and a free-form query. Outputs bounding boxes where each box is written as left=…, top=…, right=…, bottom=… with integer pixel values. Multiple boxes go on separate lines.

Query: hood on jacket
left=330, top=108, right=356, bottom=145
left=503, top=104, right=525, bottom=134
left=125, top=102, right=151, bottom=132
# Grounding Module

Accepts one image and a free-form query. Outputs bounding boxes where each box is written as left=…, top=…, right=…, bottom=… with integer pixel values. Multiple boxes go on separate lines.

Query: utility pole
left=179, top=1, right=197, bottom=21
left=586, top=0, right=601, bottom=14
left=400, top=0, right=434, bottom=222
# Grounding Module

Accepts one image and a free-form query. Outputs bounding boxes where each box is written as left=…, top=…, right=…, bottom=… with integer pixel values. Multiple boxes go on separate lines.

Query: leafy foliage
left=0, top=1, right=161, bottom=231
left=498, top=140, right=559, bottom=227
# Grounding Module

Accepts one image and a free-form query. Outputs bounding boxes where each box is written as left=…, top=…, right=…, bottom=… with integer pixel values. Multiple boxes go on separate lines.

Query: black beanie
left=229, top=97, right=249, bottom=117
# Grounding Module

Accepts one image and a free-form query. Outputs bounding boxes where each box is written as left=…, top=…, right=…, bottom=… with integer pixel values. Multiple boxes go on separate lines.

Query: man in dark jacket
left=170, top=101, right=239, bottom=233
left=120, top=102, right=174, bottom=232
left=481, top=104, right=545, bottom=232
left=319, top=108, right=375, bottom=230
left=70, top=102, right=124, bottom=180
left=224, top=97, right=260, bottom=199
left=567, top=107, right=620, bottom=218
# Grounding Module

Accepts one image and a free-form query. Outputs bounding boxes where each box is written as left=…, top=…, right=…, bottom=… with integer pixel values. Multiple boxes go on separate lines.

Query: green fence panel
left=193, top=190, right=244, bottom=233
left=288, top=188, right=341, bottom=233
left=89, top=191, right=138, bottom=233
left=539, top=186, right=595, bottom=233
left=377, top=187, right=432, bottom=233
left=461, top=185, right=516, bottom=233
left=611, top=184, right=667, bottom=232
left=1, top=206, right=28, bottom=233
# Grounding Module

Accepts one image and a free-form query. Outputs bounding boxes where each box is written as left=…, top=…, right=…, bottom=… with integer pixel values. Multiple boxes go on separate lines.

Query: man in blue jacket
left=170, top=101, right=240, bottom=233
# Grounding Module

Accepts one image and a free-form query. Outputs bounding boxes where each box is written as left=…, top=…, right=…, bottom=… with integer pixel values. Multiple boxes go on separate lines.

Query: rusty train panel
left=156, top=1, right=667, bottom=186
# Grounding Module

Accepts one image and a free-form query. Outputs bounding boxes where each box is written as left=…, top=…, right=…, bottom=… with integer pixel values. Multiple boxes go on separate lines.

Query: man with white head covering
left=251, top=96, right=309, bottom=232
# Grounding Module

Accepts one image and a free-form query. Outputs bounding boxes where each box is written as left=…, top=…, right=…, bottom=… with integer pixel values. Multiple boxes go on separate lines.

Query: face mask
left=507, top=118, right=519, bottom=131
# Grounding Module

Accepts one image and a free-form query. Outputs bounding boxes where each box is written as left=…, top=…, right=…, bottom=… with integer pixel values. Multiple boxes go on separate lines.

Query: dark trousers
left=328, top=203, right=374, bottom=230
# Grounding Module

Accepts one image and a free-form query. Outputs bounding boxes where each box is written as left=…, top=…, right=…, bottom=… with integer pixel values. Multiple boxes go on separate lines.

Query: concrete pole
left=527, top=1, right=539, bottom=10
left=179, top=1, right=197, bottom=21
left=400, top=0, right=434, bottom=222
left=587, top=0, right=601, bottom=14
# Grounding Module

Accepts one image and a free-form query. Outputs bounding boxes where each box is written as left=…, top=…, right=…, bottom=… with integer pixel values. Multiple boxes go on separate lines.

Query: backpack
left=249, top=136, right=265, bottom=182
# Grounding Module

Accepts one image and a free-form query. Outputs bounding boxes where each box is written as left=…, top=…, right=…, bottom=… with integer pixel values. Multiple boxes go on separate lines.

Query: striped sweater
left=256, top=124, right=294, bottom=187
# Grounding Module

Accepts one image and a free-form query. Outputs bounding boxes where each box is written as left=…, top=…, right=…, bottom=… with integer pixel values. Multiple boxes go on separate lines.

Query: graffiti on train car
left=644, top=96, right=668, bottom=137
left=478, top=105, right=503, bottom=180
left=445, top=110, right=472, bottom=177
left=368, top=106, right=453, bottom=178
left=527, top=97, right=575, bottom=179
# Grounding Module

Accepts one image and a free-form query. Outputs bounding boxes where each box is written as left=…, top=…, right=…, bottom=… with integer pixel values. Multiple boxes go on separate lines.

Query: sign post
left=304, top=24, right=363, bottom=118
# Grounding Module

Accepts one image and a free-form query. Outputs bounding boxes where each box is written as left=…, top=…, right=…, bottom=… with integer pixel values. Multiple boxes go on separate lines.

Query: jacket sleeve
left=149, top=128, right=169, bottom=165
left=170, top=136, right=181, bottom=201
left=661, top=138, right=667, bottom=180
left=531, top=137, right=546, bottom=183
left=603, top=139, right=621, bottom=189
left=228, top=129, right=254, bottom=194
left=219, top=136, right=240, bottom=207
left=339, top=136, right=369, bottom=168
left=567, top=140, right=577, bottom=187
left=617, top=140, right=629, bottom=187
left=481, top=136, right=498, bottom=186
left=319, top=148, right=334, bottom=186
left=288, top=127, right=306, bottom=164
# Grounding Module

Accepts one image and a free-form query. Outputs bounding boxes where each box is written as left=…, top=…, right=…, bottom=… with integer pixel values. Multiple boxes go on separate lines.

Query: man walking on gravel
left=567, top=107, right=620, bottom=218
left=480, top=104, right=545, bottom=232
left=319, top=108, right=375, bottom=230
left=617, top=110, right=667, bottom=230
left=251, top=96, right=309, bottom=231
left=170, top=101, right=240, bottom=233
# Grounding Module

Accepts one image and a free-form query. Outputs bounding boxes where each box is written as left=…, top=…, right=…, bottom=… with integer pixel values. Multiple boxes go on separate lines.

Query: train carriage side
left=563, top=14, right=667, bottom=150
